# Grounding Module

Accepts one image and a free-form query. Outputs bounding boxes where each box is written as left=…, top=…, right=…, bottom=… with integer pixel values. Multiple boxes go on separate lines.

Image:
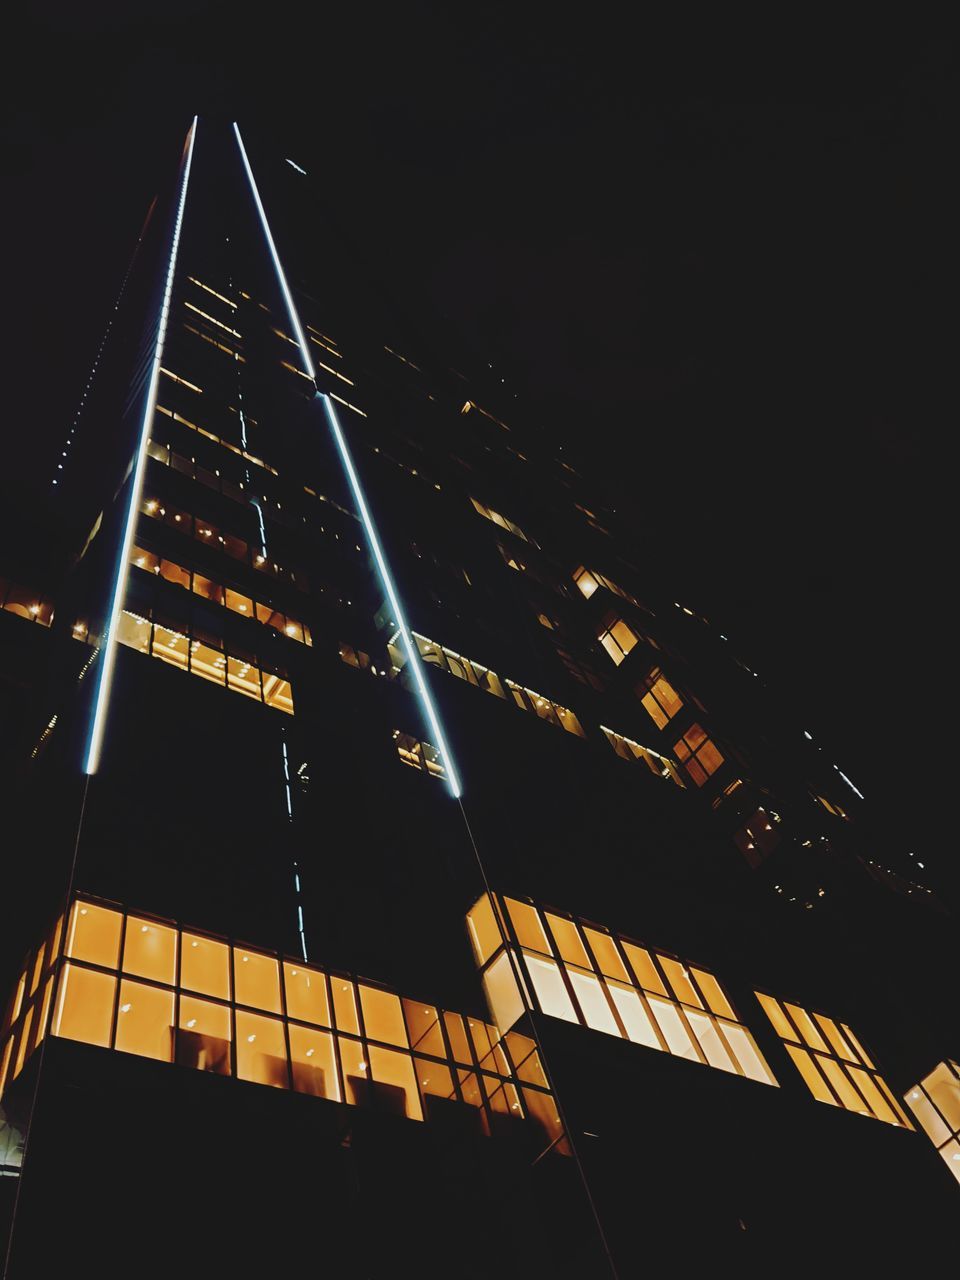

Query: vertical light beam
left=232, top=122, right=462, bottom=798
left=84, top=117, right=198, bottom=775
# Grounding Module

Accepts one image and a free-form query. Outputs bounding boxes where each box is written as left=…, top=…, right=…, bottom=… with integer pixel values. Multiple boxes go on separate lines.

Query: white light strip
left=84, top=117, right=199, bottom=775
left=233, top=123, right=461, bottom=798
left=232, top=124, right=315, bottom=379
left=321, top=394, right=462, bottom=797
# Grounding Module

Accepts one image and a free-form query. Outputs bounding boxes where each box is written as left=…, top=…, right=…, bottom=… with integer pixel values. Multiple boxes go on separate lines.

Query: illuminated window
left=756, top=993, right=909, bottom=1126
left=470, top=893, right=776, bottom=1086
left=597, top=617, right=639, bottom=666
left=234, top=949, right=282, bottom=1013
left=123, top=917, right=177, bottom=985
left=469, top=497, right=535, bottom=545
left=359, top=986, right=408, bottom=1048
left=236, top=1011, right=288, bottom=1088
left=66, top=902, right=122, bottom=969
left=674, top=723, right=724, bottom=786
left=181, top=934, right=230, bottom=1000
left=114, top=980, right=174, bottom=1062
left=52, top=964, right=115, bottom=1048
left=392, top=730, right=446, bottom=779
left=904, top=1061, right=960, bottom=1183
left=571, top=565, right=640, bottom=607
left=638, top=668, right=684, bottom=729
left=601, top=726, right=685, bottom=787
left=289, top=1024, right=339, bottom=1099
left=178, top=996, right=231, bottom=1075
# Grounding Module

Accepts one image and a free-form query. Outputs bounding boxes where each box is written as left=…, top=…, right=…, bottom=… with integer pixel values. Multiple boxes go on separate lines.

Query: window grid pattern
left=904, top=1061, right=960, bottom=1183
left=115, top=609, right=294, bottom=713
left=0, top=899, right=566, bottom=1156
left=600, top=726, right=685, bottom=788
left=396, top=632, right=586, bottom=739
left=638, top=667, right=684, bottom=730
left=674, top=722, right=725, bottom=786
left=392, top=729, right=445, bottom=779
left=571, top=565, right=641, bottom=608
left=597, top=617, right=639, bottom=666
left=755, top=992, right=911, bottom=1128
left=130, top=543, right=312, bottom=646
left=467, top=893, right=777, bottom=1088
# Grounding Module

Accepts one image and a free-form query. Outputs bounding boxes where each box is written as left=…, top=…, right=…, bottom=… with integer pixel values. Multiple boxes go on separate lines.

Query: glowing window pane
left=234, top=949, right=281, bottom=1014
left=525, top=955, right=577, bottom=1023
left=289, top=1024, right=339, bottom=1099
left=225, top=588, right=253, bottom=616
left=114, top=979, right=174, bottom=1062
left=178, top=996, right=231, bottom=1075
left=607, top=983, right=661, bottom=1050
left=583, top=929, right=629, bottom=982
left=443, top=1013, right=472, bottom=1064
left=848, top=1066, right=901, bottom=1125
left=521, top=1088, right=568, bottom=1153
left=359, top=986, right=408, bottom=1048
left=116, top=610, right=151, bottom=654
left=415, top=1059, right=456, bottom=1102
left=785, top=1004, right=830, bottom=1052
left=403, top=1002, right=446, bottom=1056
left=122, top=918, right=177, bottom=985
left=648, top=998, right=698, bottom=1061
left=841, top=1023, right=875, bottom=1069
left=53, top=964, right=115, bottom=1048
left=720, top=1023, right=777, bottom=1085
left=66, top=902, right=122, bottom=970
left=686, top=1010, right=735, bottom=1072
left=466, top=893, right=502, bottom=966
left=14, top=1008, right=35, bottom=1078
left=691, top=969, right=736, bottom=1020
left=227, top=656, right=262, bottom=700
left=659, top=957, right=703, bottom=1009
left=332, top=980, right=359, bottom=1034
left=482, top=952, right=527, bottom=1033
left=369, top=1046, right=423, bottom=1120
left=622, top=943, right=668, bottom=996
left=262, top=673, right=294, bottom=714
left=458, top=1069, right=483, bottom=1107
left=756, top=993, right=798, bottom=1042
left=905, top=1087, right=950, bottom=1144
left=283, top=963, right=329, bottom=1026
left=190, top=640, right=226, bottom=686
left=566, top=968, right=620, bottom=1036
left=641, top=692, right=668, bottom=729
left=546, top=915, right=590, bottom=967
left=784, top=1044, right=836, bottom=1105
left=923, top=1063, right=960, bottom=1132
left=181, top=934, right=230, bottom=999
left=505, top=899, right=551, bottom=953
left=339, top=1038, right=369, bottom=1106
left=817, top=1056, right=867, bottom=1112
left=236, top=1011, right=288, bottom=1088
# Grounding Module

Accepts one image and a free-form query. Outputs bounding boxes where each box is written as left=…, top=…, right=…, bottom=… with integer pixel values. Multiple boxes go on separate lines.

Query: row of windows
left=904, top=1061, right=960, bottom=1184
left=399, top=632, right=586, bottom=738
left=467, top=893, right=776, bottom=1086
left=469, top=497, right=536, bottom=546
left=600, top=726, right=685, bottom=788
left=0, top=578, right=54, bottom=627
left=155, top=402, right=279, bottom=476
left=130, top=543, right=312, bottom=646
left=0, top=900, right=566, bottom=1155
left=392, top=730, right=445, bottom=779
left=115, top=609, right=294, bottom=713
left=140, top=494, right=309, bottom=592
left=755, top=993, right=911, bottom=1128
left=572, top=565, right=641, bottom=609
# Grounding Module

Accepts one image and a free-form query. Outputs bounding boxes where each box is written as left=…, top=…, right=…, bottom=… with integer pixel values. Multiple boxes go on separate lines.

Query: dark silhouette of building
left=1, top=118, right=957, bottom=1277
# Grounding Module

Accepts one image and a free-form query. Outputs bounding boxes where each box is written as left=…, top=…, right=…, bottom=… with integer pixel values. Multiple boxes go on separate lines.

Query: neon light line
left=84, top=117, right=199, bottom=775
left=232, top=122, right=462, bottom=798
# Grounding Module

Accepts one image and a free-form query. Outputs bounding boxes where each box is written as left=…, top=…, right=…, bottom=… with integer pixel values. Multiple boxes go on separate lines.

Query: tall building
left=1, top=118, right=957, bottom=1276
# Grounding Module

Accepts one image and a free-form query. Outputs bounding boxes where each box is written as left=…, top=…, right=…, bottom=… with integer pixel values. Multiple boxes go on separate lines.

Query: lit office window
left=469, top=497, right=535, bottom=545
left=392, top=730, right=446, bottom=779
left=0, top=578, right=55, bottom=627
left=600, top=726, right=685, bottom=788
left=638, top=668, right=684, bottom=730
left=597, top=617, right=639, bottom=666
left=756, top=993, right=910, bottom=1127
left=674, top=723, right=724, bottom=786
left=904, top=1061, right=960, bottom=1183
left=2, top=896, right=567, bottom=1156
left=469, top=893, right=777, bottom=1087
left=572, top=565, right=641, bottom=607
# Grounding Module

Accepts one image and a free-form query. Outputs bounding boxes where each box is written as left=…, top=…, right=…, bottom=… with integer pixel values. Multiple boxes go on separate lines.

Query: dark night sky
left=3, top=9, right=954, bottom=890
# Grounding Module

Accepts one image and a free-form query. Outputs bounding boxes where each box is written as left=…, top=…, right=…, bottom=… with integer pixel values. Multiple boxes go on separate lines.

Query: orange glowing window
left=236, top=1011, right=288, bottom=1088
left=288, top=1024, right=339, bottom=1099
left=674, top=723, right=724, bottom=786
left=359, top=986, right=408, bottom=1048
left=66, top=902, right=122, bottom=970
left=403, top=1002, right=446, bottom=1057
left=180, top=934, right=230, bottom=1000
left=283, top=963, right=330, bottom=1026
left=368, top=1045, right=423, bottom=1120
left=332, top=980, right=360, bottom=1035
left=177, top=996, right=231, bottom=1075
left=114, top=979, right=174, bottom=1062
left=638, top=669, right=684, bottom=730
left=234, top=949, right=282, bottom=1014
left=53, top=964, right=116, bottom=1048
left=122, top=917, right=177, bottom=986
left=598, top=617, right=639, bottom=666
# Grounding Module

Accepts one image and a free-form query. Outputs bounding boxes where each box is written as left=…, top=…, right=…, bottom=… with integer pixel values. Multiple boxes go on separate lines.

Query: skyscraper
left=1, top=118, right=956, bottom=1276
